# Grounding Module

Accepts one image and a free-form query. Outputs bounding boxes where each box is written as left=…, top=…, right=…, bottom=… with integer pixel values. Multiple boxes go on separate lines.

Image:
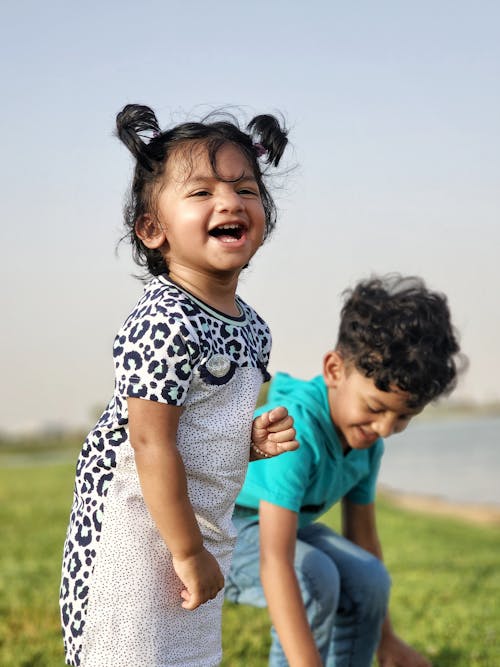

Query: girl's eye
left=238, top=187, right=259, bottom=196
left=191, top=190, right=211, bottom=197
left=367, top=405, right=383, bottom=414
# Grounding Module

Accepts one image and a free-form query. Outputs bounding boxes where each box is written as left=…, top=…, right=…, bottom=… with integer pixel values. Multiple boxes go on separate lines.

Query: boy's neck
left=334, top=425, right=351, bottom=455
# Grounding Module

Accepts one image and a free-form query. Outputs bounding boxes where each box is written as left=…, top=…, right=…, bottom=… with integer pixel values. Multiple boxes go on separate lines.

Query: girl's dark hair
left=336, top=275, right=466, bottom=408
left=116, top=104, right=289, bottom=276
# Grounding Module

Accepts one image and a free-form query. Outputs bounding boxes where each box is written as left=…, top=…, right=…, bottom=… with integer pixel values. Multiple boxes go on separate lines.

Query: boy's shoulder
left=266, top=373, right=327, bottom=412
left=263, top=373, right=340, bottom=457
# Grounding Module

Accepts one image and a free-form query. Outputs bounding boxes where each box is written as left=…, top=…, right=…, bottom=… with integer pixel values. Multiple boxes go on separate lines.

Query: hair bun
left=115, top=104, right=161, bottom=171
left=247, top=114, right=288, bottom=167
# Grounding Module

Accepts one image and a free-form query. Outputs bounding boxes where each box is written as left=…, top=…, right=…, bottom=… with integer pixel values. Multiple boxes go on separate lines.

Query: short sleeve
left=113, top=304, right=199, bottom=406
left=345, top=439, right=385, bottom=504
left=237, top=404, right=314, bottom=512
left=259, top=322, right=272, bottom=368
left=257, top=328, right=272, bottom=382
left=238, top=299, right=272, bottom=380
left=239, top=447, right=314, bottom=512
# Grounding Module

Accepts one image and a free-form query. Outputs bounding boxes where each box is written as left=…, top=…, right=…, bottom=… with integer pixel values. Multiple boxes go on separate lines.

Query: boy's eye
left=191, top=190, right=210, bottom=197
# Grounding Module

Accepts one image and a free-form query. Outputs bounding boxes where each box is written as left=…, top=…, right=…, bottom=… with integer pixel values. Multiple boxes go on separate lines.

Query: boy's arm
left=259, top=500, right=323, bottom=667
left=128, top=397, right=224, bottom=611
left=342, top=499, right=432, bottom=667
left=341, top=497, right=381, bottom=554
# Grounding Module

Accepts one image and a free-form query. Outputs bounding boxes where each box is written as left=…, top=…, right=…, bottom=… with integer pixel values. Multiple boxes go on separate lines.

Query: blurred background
left=1, top=3, right=499, bottom=666
left=1, top=0, right=499, bottom=439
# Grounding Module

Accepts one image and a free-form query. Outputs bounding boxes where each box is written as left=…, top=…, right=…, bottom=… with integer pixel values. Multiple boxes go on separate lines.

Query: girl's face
left=150, top=142, right=266, bottom=281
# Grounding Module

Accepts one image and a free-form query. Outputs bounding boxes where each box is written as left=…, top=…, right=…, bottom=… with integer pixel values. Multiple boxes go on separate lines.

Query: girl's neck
left=167, top=266, right=241, bottom=317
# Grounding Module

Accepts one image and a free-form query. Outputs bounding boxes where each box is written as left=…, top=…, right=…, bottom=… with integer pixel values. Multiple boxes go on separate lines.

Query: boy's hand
left=251, top=406, right=298, bottom=459
left=377, top=632, right=432, bottom=667
left=172, top=547, right=224, bottom=611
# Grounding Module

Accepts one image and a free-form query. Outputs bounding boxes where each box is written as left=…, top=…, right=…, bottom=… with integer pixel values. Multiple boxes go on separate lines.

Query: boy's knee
left=361, top=557, right=391, bottom=610
left=296, top=549, right=341, bottom=612
left=374, top=558, right=391, bottom=596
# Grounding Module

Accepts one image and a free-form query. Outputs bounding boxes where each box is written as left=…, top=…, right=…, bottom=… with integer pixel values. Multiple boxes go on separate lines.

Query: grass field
left=1, top=460, right=499, bottom=666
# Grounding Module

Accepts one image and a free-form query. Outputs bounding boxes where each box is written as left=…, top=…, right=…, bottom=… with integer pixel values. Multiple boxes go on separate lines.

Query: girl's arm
left=128, top=397, right=224, bottom=611
left=342, top=499, right=431, bottom=667
left=250, top=406, right=298, bottom=460
left=259, top=500, right=323, bottom=667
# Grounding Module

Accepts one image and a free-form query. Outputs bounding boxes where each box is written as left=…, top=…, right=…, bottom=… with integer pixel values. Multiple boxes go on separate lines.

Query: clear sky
left=1, top=0, right=499, bottom=433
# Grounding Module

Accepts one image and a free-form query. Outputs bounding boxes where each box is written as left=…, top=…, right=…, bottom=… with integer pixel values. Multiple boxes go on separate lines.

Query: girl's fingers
left=181, top=596, right=199, bottom=610
left=253, top=408, right=298, bottom=453
left=268, top=427, right=296, bottom=443
left=180, top=585, right=222, bottom=610
left=265, top=415, right=294, bottom=433
left=276, top=439, right=299, bottom=452
left=256, top=406, right=290, bottom=428
left=268, top=406, right=288, bottom=422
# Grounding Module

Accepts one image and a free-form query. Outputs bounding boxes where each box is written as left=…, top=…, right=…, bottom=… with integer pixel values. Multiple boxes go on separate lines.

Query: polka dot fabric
left=60, top=275, right=271, bottom=666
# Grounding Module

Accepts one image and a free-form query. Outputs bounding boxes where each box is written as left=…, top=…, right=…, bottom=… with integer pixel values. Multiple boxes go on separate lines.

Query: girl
left=60, top=104, right=297, bottom=667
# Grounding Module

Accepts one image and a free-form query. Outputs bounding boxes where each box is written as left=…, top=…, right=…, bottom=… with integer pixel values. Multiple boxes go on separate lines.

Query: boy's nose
left=372, top=414, right=397, bottom=438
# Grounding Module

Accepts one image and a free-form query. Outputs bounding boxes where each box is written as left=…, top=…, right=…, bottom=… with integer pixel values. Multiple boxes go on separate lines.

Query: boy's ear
left=323, top=350, right=345, bottom=388
left=135, top=214, right=167, bottom=249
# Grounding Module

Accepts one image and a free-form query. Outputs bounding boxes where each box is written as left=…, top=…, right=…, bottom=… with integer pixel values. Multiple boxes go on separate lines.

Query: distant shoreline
left=1, top=444, right=500, bottom=528
left=378, top=484, right=500, bottom=527
left=416, top=404, right=500, bottom=422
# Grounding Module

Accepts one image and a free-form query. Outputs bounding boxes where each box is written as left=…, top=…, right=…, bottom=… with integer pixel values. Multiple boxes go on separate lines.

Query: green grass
left=1, top=460, right=499, bottom=666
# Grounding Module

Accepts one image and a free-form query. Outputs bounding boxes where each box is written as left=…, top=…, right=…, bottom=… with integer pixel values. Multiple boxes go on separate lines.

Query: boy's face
left=323, top=351, right=422, bottom=452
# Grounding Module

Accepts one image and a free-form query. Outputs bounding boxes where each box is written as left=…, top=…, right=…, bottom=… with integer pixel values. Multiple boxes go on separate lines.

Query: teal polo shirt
left=236, top=373, right=384, bottom=528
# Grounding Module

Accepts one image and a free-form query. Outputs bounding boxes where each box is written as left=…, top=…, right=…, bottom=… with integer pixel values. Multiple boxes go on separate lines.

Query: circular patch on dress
left=206, top=354, right=231, bottom=377
left=199, top=355, right=237, bottom=385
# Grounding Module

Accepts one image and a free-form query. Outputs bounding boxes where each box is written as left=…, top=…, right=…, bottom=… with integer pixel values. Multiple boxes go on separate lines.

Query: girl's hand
left=250, top=406, right=298, bottom=460
left=172, top=547, right=225, bottom=611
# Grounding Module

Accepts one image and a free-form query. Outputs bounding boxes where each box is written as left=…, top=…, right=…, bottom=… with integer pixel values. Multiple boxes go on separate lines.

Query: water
left=2, top=416, right=498, bottom=506
left=377, top=415, right=500, bottom=506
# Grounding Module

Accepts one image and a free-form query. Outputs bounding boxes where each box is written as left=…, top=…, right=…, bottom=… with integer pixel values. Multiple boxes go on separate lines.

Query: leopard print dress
left=60, top=275, right=271, bottom=667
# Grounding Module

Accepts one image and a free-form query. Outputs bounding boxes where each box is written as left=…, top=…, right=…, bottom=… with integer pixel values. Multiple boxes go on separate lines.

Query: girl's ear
left=135, top=214, right=166, bottom=249
left=323, top=350, right=345, bottom=388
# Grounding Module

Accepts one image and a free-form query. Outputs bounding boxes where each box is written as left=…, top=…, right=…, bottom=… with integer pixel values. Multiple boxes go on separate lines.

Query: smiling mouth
left=358, top=427, right=377, bottom=444
left=209, top=224, right=246, bottom=241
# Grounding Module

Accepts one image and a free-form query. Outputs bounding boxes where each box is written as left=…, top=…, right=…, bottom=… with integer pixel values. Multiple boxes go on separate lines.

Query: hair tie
left=253, top=142, right=267, bottom=158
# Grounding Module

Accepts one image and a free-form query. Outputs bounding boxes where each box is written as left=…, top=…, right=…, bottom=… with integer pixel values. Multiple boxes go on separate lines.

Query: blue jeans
left=225, top=514, right=391, bottom=667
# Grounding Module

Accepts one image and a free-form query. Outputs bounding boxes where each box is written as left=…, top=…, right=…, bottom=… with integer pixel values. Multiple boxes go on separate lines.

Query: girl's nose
left=216, top=187, right=244, bottom=212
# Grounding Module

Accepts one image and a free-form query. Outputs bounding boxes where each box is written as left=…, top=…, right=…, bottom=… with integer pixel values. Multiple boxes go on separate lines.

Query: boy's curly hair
left=337, top=275, right=466, bottom=408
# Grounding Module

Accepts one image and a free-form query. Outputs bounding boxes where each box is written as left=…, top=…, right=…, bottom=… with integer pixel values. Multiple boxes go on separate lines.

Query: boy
left=226, top=275, right=463, bottom=667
